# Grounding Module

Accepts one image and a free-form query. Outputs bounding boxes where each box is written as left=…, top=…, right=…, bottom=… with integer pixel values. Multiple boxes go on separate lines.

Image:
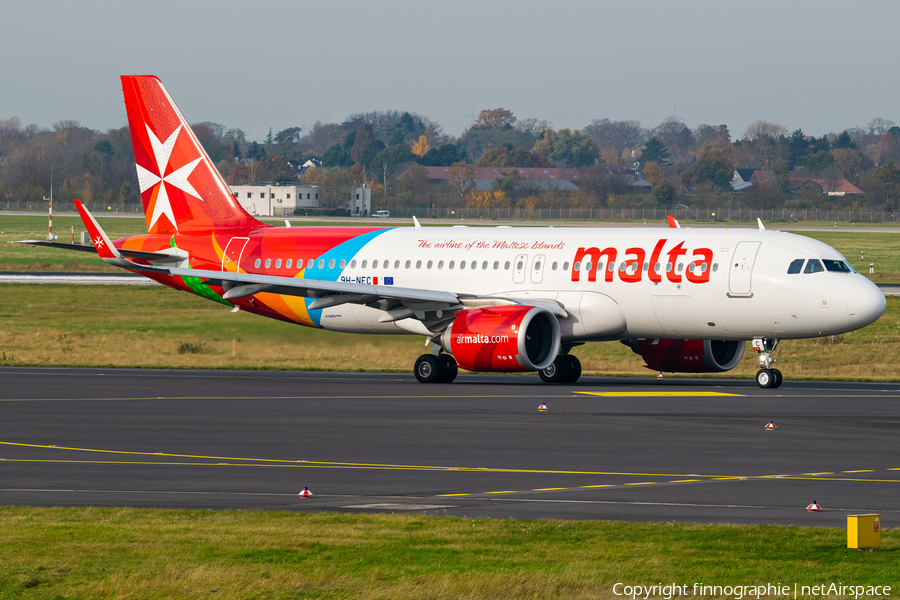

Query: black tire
left=771, top=368, right=783, bottom=389
left=539, top=355, right=569, bottom=383
left=438, top=355, right=458, bottom=383
left=414, top=354, right=443, bottom=383
left=756, top=368, right=774, bottom=388
left=564, top=355, right=582, bottom=383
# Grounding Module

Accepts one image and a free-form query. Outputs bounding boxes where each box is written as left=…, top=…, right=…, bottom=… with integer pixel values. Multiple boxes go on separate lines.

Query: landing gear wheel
left=756, top=368, right=775, bottom=388
left=564, top=355, right=582, bottom=384
left=539, top=355, right=569, bottom=384
left=414, top=354, right=442, bottom=383
left=438, top=355, right=458, bottom=383
left=771, top=369, right=783, bottom=389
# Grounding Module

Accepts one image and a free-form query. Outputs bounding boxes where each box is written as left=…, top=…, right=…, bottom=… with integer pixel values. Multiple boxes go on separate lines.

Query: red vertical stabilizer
left=120, top=75, right=264, bottom=235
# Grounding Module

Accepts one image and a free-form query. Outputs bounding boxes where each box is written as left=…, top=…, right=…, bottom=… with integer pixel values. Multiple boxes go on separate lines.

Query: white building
left=230, top=185, right=371, bottom=217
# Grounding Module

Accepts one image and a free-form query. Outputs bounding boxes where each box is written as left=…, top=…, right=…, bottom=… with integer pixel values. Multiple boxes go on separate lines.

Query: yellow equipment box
left=847, top=514, right=881, bottom=549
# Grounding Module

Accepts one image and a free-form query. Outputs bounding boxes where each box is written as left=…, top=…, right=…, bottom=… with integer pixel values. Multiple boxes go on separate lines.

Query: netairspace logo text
left=613, top=583, right=892, bottom=599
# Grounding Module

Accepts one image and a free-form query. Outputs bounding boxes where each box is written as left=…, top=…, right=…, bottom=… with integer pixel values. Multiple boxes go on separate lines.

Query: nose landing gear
left=753, top=338, right=782, bottom=388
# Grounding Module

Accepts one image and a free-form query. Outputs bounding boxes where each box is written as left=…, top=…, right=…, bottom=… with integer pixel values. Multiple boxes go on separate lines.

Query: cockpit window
left=787, top=259, right=804, bottom=274
left=803, top=259, right=825, bottom=274
left=822, top=259, right=852, bottom=273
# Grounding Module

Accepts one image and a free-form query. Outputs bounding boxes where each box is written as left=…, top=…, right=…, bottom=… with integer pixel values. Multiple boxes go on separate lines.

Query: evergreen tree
left=787, top=129, right=809, bottom=168
left=832, top=130, right=858, bottom=150
left=641, top=137, right=670, bottom=164
left=322, top=144, right=354, bottom=168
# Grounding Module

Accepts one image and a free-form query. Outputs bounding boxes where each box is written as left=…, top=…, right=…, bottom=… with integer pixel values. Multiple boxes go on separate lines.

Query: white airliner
left=18, top=76, right=886, bottom=388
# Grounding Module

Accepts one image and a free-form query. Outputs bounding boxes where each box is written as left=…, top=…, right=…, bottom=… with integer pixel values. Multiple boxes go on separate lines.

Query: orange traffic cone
left=538, top=403, right=548, bottom=412
left=299, top=486, right=313, bottom=498
left=765, top=421, right=777, bottom=430
left=806, top=501, right=821, bottom=512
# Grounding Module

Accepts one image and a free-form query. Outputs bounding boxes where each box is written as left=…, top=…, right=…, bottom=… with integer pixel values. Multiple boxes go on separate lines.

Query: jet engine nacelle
left=441, top=305, right=561, bottom=372
left=624, top=338, right=745, bottom=373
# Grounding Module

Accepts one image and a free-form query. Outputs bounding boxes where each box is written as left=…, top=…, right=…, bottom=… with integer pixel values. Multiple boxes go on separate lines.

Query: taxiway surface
left=1, top=367, right=898, bottom=526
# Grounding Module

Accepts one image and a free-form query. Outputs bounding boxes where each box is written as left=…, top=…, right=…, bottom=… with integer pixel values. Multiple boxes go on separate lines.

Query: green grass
left=2, top=284, right=899, bottom=380
left=0, top=507, right=895, bottom=599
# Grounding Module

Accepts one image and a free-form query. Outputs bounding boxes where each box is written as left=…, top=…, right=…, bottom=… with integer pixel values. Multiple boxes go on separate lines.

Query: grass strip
left=0, top=507, right=896, bottom=599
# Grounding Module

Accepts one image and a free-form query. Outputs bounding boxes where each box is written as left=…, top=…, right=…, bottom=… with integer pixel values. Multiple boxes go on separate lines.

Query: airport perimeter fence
left=0, top=201, right=144, bottom=214
left=381, top=206, right=900, bottom=223
left=2, top=201, right=898, bottom=224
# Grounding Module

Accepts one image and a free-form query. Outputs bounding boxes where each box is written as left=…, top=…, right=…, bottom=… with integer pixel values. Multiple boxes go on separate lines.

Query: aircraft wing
left=163, top=266, right=567, bottom=328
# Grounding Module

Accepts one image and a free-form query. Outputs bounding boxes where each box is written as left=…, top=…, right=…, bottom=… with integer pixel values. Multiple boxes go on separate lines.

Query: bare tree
left=308, top=120, right=347, bottom=155
left=317, top=167, right=355, bottom=209
left=446, top=162, right=475, bottom=203
left=584, top=119, right=646, bottom=152
left=743, top=120, right=788, bottom=142
left=649, top=118, right=695, bottom=163
left=867, top=118, right=896, bottom=136
left=823, top=166, right=844, bottom=194
left=516, top=118, right=553, bottom=139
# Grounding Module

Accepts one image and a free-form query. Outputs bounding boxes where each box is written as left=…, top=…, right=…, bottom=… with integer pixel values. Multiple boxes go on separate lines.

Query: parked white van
left=372, top=210, right=390, bottom=218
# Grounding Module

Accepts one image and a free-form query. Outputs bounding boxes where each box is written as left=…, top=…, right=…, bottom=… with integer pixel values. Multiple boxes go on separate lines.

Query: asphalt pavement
left=1, top=367, right=898, bottom=526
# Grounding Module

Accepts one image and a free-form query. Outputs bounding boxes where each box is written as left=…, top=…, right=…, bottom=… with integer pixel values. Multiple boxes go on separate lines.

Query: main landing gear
left=539, top=350, right=582, bottom=384
left=753, top=337, right=782, bottom=389
left=414, top=352, right=458, bottom=383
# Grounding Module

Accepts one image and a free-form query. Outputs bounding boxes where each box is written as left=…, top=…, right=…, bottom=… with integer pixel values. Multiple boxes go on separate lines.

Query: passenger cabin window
left=318, top=259, right=325, bottom=269
left=460, top=261, right=466, bottom=269
left=405, top=260, right=411, bottom=268
left=482, top=261, right=488, bottom=269
left=328, top=259, right=335, bottom=269
left=449, top=260, right=455, bottom=269
left=416, top=260, right=422, bottom=269
left=275, top=259, right=282, bottom=268
left=361, top=260, right=368, bottom=268
left=254, top=258, right=261, bottom=268
left=504, top=261, right=511, bottom=270
left=265, top=258, right=271, bottom=268
left=394, top=260, right=400, bottom=268
left=552, top=261, right=558, bottom=270
left=286, top=259, right=292, bottom=269
left=438, top=260, right=444, bottom=269
left=574, top=262, right=581, bottom=272
left=823, top=259, right=851, bottom=273
left=493, top=261, right=500, bottom=270
left=427, top=260, right=433, bottom=269
left=339, top=259, right=346, bottom=269
left=804, top=259, right=825, bottom=274
left=351, top=260, right=357, bottom=268
left=787, top=259, right=804, bottom=274
left=563, top=262, right=569, bottom=270
left=471, top=261, right=476, bottom=269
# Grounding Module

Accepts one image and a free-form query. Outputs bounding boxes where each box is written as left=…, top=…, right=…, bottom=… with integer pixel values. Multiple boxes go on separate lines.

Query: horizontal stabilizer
left=11, top=239, right=186, bottom=263
left=10, top=240, right=98, bottom=253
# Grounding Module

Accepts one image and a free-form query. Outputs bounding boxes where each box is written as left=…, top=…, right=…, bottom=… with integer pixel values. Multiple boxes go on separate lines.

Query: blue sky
left=2, top=0, right=897, bottom=143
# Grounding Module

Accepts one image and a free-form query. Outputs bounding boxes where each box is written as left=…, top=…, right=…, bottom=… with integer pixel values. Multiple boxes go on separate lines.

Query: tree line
left=2, top=107, right=900, bottom=214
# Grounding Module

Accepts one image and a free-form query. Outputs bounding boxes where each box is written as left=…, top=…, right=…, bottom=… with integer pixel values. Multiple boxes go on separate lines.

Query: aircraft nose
left=846, top=280, right=886, bottom=327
